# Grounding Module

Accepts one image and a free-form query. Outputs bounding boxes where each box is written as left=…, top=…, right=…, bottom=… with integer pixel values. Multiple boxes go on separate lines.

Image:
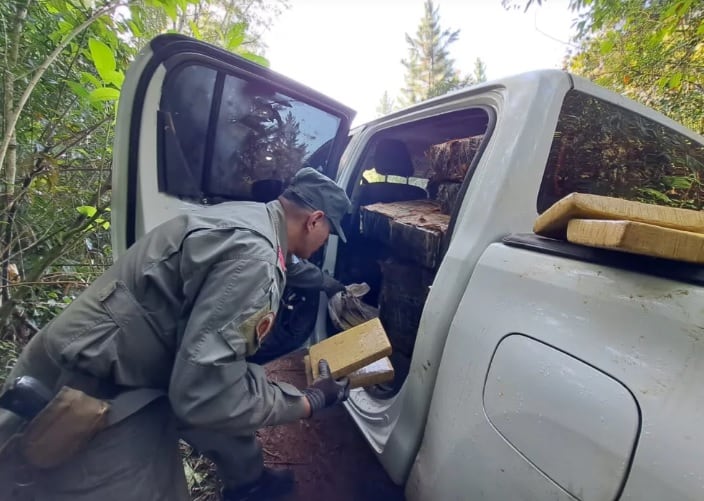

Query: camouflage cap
left=287, top=167, right=351, bottom=242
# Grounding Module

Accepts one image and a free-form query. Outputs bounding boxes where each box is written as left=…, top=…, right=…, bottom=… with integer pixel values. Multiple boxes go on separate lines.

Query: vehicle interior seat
left=340, top=139, right=428, bottom=307
left=356, top=139, right=428, bottom=207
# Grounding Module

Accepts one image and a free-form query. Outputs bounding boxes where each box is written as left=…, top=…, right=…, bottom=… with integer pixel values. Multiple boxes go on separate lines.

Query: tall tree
left=400, top=0, right=471, bottom=105
left=376, top=90, right=396, bottom=117
left=473, top=57, right=487, bottom=83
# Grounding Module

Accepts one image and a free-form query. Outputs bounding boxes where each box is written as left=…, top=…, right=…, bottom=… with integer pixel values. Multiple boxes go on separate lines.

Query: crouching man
left=0, top=168, right=351, bottom=501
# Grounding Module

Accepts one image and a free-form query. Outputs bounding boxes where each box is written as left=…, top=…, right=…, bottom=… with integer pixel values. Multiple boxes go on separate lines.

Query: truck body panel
left=408, top=242, right=704, bottom=500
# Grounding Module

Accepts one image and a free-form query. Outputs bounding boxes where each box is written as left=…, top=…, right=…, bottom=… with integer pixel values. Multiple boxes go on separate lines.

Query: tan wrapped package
left=567, top=219, right=704, bottom=264
left=304, top=355, right=394, bottom=389
left=309, top=317, right=392, bottom=380
left=534, top=193, right=704, bottom=238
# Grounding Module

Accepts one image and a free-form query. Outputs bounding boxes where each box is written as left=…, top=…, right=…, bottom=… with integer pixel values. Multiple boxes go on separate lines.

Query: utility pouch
left=19, top=386, right=110, bottom=469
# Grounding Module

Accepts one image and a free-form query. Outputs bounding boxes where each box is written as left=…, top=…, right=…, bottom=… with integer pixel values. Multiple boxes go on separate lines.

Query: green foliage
left=400, top=0, right=475, bottom=105
left=506, top=0, right=704, bottom=134
left=89, top=38, right=118, bottom=84
left=129, top=0, right=289, bottom=66
left=0, top=339, right=19, bottom=384
left=0, top=0, right=287, bottom=335
left=567, top=0, right=704, bottom=134
left=376, top=90, right=396, bottom=117
left=473, top=57, right=487, bottom=83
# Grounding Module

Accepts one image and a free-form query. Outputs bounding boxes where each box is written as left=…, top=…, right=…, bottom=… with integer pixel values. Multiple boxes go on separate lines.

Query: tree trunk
left=2, top=0, right=32, bottom=307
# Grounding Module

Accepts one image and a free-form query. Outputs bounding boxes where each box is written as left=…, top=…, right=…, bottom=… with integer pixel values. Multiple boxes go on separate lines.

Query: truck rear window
left=537, top=90, right=704, bottom=213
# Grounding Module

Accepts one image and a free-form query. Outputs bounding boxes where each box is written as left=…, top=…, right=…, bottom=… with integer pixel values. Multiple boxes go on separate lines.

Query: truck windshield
left=538, top=90, right=704, bottom=213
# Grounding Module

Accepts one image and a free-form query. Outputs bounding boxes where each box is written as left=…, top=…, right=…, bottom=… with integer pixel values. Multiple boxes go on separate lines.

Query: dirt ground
left=257, top=350, right=406, bottom=501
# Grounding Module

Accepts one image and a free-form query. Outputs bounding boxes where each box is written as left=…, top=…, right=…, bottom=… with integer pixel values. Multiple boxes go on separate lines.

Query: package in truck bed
left=431, top=181, right=463, bottom=215
left=378, top=258, right=435, bottom=357
left=361, top=200, right=450, bottom=269
left=426, top=136, right=482, bottom=183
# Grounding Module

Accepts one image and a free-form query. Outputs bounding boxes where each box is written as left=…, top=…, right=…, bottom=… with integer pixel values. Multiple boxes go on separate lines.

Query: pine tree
left=376, top=91, right=396, bottom=117
left=473, top=58, right=487, bottom=83
left=400, top=0, right=470, bottom=105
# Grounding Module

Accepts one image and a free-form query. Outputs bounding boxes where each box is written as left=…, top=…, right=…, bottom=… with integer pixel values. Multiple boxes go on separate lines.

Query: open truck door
left=111, top=34, right=354, bottom=256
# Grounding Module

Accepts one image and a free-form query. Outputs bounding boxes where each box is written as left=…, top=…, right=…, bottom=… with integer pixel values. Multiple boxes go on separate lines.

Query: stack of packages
left=426, top=136, right=482, bottom=214
left=355, top=138, right=482, bottom=356
left=534, top=193, right=704, bottom=263
left=360, top=201, right=448, bottom=356
left=357, top=138, right=484, bottom=357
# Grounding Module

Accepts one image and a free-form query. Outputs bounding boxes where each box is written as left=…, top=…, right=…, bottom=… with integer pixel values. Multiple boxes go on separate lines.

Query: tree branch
left=38, top=31, right=88, bottom=146
left=0, top=0, right=128, bottom=178
left=49, top=116, right=112, bottom=159
left=0, top=181, right=111, bottom=268
left=0, top=198, right=111, bottom=324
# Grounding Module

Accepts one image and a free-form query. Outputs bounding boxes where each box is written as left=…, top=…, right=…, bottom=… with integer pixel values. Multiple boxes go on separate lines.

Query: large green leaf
left=81, top=71, right=102, bottom=88
left=638, top=187, right=672, bottom=203
left=103, top=70, right=125, bottom=88
left=66, top=81, right=89, bottom=100
left=161, top=0, right=179, bottom=21
left=238, top=51, right=270, bottom=68
left=57, top=20, right=74, bottom=36
left=89, top=38, right=117, bottom=84
left=226, top=23, right=247, bottom=50
left=76, top=205, right=97, bottom=218
left=663, top=175, right=693, bottom=189
left=88, top=87, right=121, bottom=103
left=127, top=20, right=143, bottom=37
left=189, top=21, right=202, bottom=39
left=599, top=38, right=615, bottom=55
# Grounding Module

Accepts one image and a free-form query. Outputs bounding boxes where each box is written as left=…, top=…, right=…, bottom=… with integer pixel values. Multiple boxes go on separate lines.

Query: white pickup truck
left=113, top=35, right=704, bottom=500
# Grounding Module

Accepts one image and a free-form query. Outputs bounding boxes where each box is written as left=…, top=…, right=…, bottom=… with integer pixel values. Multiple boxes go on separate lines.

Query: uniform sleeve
left=286, top=258, right=324, bottom=289
left=169, top=257, right=308, bottom=434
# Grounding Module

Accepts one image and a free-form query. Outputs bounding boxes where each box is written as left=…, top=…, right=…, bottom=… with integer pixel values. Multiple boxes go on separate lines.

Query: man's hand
left=302, top=359, right=350, bottom=415
left=322, top=274, right=346, bottom=298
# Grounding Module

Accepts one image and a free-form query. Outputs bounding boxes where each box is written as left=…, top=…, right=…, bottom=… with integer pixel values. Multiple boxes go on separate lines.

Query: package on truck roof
left=535, top=192, right=704, bottom=263
left=534, top=192, right=704, bottom=238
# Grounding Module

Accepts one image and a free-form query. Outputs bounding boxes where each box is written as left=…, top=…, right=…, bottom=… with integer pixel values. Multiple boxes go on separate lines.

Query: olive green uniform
left=0, top=200, right=308, bottom=500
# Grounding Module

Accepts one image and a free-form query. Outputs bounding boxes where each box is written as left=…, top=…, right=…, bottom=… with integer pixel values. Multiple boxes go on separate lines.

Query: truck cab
left=113, top=34, right=704, bottom=500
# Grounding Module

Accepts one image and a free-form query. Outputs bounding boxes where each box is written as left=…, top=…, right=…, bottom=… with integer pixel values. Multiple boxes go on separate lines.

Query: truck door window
left=159, top=63, right=343, bottom=203
left=538, top=90, right=704, bottom=213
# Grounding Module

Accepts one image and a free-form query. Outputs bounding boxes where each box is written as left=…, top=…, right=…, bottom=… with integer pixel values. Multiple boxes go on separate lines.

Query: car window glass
left=159, top=65, right=217, bottom=198
left=207, top=74, right=341, bottom=200
left=538, top=90, right=704, bottom=212
left=159, top=63, right=342, bottom=203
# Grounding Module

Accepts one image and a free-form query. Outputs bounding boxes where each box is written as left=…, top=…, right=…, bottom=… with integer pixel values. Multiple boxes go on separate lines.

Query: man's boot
left=221, top=467, right=295, bottom=501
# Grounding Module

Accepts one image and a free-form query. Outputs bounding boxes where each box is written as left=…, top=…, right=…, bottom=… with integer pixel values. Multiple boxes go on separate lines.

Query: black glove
left=321, top=274, right=346, bottom=298
left=302, top=359, right=350, bottom=414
